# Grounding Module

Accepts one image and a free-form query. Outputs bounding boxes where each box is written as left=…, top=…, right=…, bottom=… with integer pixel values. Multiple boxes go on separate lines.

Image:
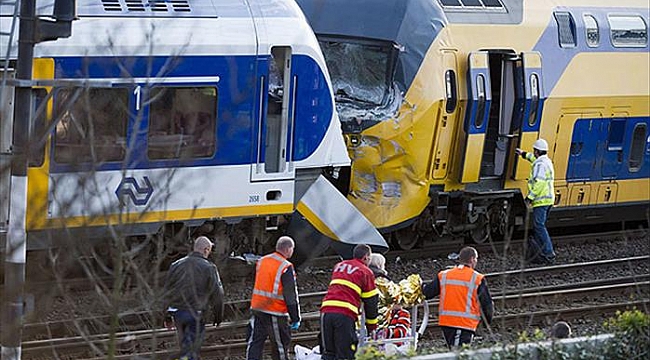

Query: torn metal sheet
left=296, top=175, right=388, bottom=249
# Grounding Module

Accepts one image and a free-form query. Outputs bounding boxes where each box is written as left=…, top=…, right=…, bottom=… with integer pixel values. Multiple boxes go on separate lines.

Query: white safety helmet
left=533, top=139, right=549, bottom=152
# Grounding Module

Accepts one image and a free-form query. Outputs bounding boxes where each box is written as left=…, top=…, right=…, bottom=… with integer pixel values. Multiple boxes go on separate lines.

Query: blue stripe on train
left=49, top=55, right=332, bottom=173
left=567, top=117, right=650, bottom=182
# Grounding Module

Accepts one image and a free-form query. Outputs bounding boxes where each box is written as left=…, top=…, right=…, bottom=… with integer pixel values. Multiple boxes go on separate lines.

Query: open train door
left=459, top=51, right=491, bottom=183
left=251, top=46, right=296, bottom=182
left=511, top=51, right=545, bottom=180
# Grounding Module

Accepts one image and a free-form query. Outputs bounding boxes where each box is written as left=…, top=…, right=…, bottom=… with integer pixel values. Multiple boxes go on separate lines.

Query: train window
left=583, top=14, right=600, bottom=47
left=608, top=15, right=648, bottom=47
left=445, top=70, right=457, bottom=113
left=528, top=74, right=539, bottom=126
left=54, top=88, right=128, bottom=164
left=629, top=123, right=647, bottom=171
left=28, top=88, right=48, bottom=167
left=265, top=46, right=291, bottom=173
left=554, top=12, right=577, bottom=48
left=607, top=119, right=626, bottom=151
left=474, top=74, right=486, bottom=128
left=148, top=87, right=217, bottom=160
left=438, top=0, right=504, bottom=8
left=439, top=0, right=461, bottom=6
left=481, top=0, right=503, bottom=7
left=461, top=0, right=481, bottom=6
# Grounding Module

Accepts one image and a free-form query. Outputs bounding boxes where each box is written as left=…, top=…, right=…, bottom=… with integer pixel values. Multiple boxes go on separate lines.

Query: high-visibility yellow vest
left=525, top=153, right=555, bottom=207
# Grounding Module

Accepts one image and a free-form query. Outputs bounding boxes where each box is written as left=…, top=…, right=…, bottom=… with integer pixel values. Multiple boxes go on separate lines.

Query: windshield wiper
left=335, top=89, right=379, bottom=106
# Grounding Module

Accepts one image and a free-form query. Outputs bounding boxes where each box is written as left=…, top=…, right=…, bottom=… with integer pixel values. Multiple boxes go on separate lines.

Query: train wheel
left=392, top=226, right=419, bottom=250
left=470, top=213, right=490, bottom=244
left=489, top=202, right=514, bottom=242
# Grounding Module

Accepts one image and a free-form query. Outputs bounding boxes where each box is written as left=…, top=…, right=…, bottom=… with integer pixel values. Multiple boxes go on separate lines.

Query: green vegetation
left=354, top=310, right=649, bottom=360
left=491, top=310, right=650, bottom=360
left=600, top=309, right=650, bottom=359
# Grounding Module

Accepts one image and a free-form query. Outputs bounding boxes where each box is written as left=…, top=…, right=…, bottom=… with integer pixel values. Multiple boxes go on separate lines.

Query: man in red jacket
left=320, top=244, right=379, bottom=360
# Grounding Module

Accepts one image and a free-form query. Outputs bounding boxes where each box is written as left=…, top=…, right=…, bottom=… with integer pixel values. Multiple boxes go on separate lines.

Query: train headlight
left=349, top=134, right=360, bottom=147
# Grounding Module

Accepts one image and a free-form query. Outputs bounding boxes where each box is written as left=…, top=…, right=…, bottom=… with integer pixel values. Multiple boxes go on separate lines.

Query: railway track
left=8, top=228, right=646, bottom=296
left=20, top=255, right=650, bottom=359
left=16, top=254, right=649, bottom=341
left=28, top=296, right=649, bottom=360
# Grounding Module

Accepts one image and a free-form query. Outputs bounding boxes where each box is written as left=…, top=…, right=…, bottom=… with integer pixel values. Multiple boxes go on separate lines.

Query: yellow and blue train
left=297, top=0, right=650, bottom=248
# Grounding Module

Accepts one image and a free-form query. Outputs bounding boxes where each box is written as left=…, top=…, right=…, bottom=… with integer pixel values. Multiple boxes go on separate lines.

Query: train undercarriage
left=385, top=189, right=525, bottom=250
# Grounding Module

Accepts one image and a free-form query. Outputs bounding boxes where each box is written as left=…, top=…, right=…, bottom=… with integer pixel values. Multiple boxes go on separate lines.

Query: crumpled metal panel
left=296, top=175, right=388, bottom=249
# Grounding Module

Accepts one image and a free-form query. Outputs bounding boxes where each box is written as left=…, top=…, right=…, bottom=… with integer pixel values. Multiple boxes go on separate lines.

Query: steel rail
left=15, top=255, right=649, bottom=341
left=75, top=299, right=650, bottom=360
left=21, top=277, right=649, bottom=358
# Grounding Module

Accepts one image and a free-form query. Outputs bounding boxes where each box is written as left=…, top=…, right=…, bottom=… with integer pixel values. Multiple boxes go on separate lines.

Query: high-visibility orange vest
left=438, top=265, right=484, bottom=331
left=250, top=252, right=291, bottom=316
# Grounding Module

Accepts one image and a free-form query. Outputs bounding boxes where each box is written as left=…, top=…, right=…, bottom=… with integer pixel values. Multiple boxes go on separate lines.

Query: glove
left=290, top=321, right=300, bottom=331
left=164, top=312, right=175, bottom=330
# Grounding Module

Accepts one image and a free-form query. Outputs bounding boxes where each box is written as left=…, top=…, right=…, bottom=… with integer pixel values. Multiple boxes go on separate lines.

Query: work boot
left=543, top=256, right=556, bottom=265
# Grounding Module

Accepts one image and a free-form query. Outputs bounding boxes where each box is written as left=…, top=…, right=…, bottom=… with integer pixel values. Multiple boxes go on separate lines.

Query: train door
left=463, top=51, right=544, bottom=188
left=431, top=51, right=458, bottom=180
left=555, top=112, right=602, bottom=182
left=0, top=69, right=14, bottom=233
left=601, top=116, right=627, bottom=179
left=459, top=51, right=491, bottom=183
left=510, top=52, right=544, bottom=180
left=251, top=46, right=295, bottom=181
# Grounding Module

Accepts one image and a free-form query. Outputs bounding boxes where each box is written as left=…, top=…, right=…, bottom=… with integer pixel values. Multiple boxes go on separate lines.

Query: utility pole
left=1, top=1, right=74, bottom=359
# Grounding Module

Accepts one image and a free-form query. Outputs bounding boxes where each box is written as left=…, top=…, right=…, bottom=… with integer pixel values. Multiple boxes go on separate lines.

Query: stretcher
left=359, top=301, right=430, bottom=352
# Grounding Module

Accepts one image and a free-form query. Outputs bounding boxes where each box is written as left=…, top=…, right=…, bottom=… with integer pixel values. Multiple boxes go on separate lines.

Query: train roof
left=0, top=0, right=322, bottom=59
left=0, top=0, right=306, bottom=19
left=296, top=0, right=446, bottom=43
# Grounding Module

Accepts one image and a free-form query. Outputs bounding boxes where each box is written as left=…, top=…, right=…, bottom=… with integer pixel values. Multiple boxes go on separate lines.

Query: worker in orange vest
left=246, top=236, right=301, bottom=360
left=423, top=246, right=493, bottom=348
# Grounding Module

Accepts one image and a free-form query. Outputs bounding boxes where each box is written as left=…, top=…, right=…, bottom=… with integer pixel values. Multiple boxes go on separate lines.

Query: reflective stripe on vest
left=327, top=277, right=378, bottom=296
left=438, top=266, right=483, bottom=331
left=251, top=252, right=290, bottom=316
left=321, top=299, right=359, bottom=314
left=330, top=278, right=361, bottom=295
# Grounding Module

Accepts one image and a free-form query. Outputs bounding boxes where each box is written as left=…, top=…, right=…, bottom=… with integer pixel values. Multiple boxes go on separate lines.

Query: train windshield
left=320, top=41, right=390, bottom=105
left=319, top=39, right=400, bottom=130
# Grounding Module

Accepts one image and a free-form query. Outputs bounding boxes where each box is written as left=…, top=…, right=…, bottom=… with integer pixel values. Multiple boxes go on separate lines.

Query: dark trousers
left=532, top=205, right=555, bottom=259
left=320, top=312, right=358, bottom=360
left=441, top=326, right=475, bottom=349
left=172, top=310, right=205, bottom=360
left=246, top=311, right=291, bottom=360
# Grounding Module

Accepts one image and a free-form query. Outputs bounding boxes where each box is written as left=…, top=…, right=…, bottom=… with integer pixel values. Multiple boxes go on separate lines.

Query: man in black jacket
left=164, top=236, right=224, bottom=360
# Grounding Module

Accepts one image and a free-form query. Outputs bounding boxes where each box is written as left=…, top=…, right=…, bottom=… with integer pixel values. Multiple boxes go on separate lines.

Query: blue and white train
left=0, top=0, right=388, bottom=260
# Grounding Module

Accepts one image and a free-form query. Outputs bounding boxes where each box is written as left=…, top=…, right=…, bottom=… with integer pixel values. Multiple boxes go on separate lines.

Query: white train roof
left=1, top=0, right=305, bottom=19
left=0, top=0, right=325, bottom=61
